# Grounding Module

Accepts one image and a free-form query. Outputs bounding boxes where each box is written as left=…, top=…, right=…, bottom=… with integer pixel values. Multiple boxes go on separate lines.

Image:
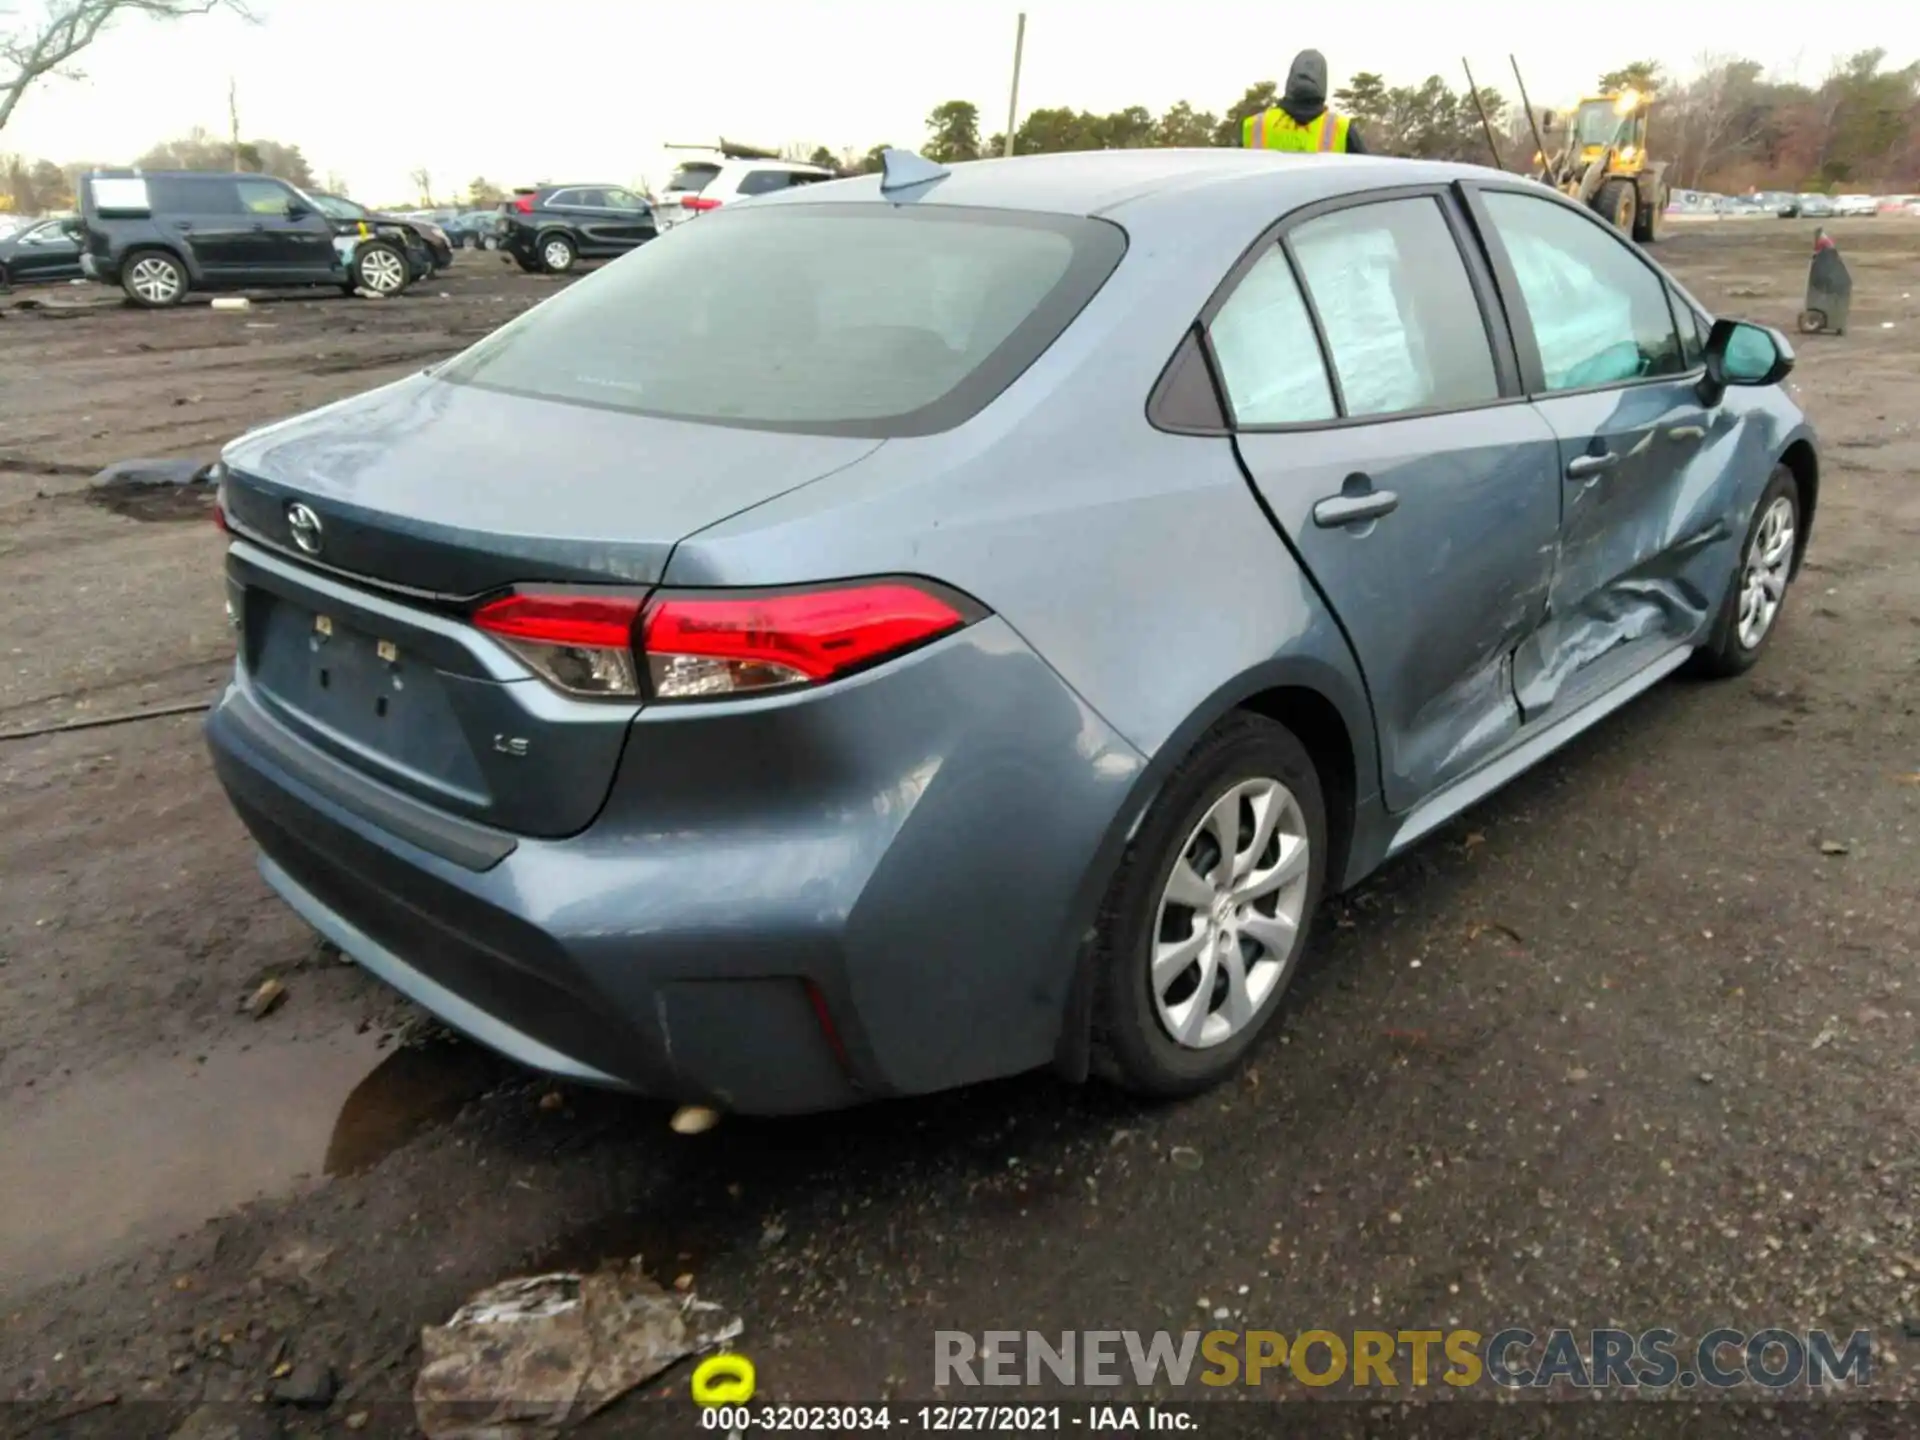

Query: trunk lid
left=221, top=374, right=883, bottom=837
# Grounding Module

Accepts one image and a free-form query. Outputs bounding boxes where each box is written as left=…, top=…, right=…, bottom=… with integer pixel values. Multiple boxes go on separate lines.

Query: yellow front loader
left=1502, top=60, right=1671, bottom=243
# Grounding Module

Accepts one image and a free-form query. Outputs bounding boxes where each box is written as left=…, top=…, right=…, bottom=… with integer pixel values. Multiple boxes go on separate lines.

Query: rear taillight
left=472, top=581, right=976, bottom=701
left=512, top=194, right=535, bottom=214
left=679, top=195, right=721, bottom=212
left=474, top=593, right=643, bottom=697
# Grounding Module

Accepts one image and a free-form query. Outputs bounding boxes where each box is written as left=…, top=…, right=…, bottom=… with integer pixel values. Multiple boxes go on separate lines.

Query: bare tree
left=408, top=166, right=431, bottom=205
left=2, top=0, right=251, bottom=134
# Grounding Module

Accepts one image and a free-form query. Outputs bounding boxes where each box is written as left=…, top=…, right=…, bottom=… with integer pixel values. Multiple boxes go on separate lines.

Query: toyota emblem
left=286, top=502, right=323, bottom=556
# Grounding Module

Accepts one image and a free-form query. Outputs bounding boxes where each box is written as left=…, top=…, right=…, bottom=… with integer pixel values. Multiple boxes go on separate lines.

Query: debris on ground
left=1819, top=839, right=1851, bottom=855
left=88, top=457, right=212, bottom=489
left=241, top=977, right=287, bottom=1019
left=413, top=1258, right=741, bottom=1438
left=268, top=1358, right=338, bottom=1408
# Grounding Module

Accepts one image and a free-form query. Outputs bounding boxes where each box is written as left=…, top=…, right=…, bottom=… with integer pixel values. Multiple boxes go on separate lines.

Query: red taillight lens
left=472, top=581, right=976, bottom=701
left=641, top=583, right=967, bottom=699
left=212, top=500, right=229, bottom=533
left=473, top=593, right=643, bottom=697
left=679, top=195, right=721, bottom=212
left=512, top=194, right=534, bottom=214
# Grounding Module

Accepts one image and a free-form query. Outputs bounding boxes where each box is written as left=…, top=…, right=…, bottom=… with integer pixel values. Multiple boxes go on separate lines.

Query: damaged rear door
left=1214, top=188, right=1563, bottom=812
left=1466, top=185, right=1720, bottom=720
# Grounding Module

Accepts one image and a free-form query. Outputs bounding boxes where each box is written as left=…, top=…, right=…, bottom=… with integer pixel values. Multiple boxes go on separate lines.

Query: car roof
left=747, top=148, right=1511, bottom=226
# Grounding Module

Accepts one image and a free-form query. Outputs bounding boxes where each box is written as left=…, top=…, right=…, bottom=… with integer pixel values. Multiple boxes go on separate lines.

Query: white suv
left=655, top=159, right=838, bottom=229
left=1832, top=194, right=1879, bottom=217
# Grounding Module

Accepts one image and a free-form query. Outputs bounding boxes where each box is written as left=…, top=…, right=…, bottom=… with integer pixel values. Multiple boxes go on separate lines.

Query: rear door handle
left=1666, top=424, right=1706, bottom=442
left=1565, top=452, right=1619, bottom=480
left=1313, top=490, right=1400, bottom=528
left=172, top=220, right=193, bottom=231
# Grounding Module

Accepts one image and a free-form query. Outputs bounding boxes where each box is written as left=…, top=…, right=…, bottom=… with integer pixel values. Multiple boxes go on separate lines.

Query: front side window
left=1480, top=190, right=1685, bottom=392
left=1289, top=196, right=1501, bottom=418
left=1208, top=246, right=1335, bottom=425
left=441, top=205, right=1124, bottom=436
left=236, top=180, right=294, bottom=216
left=603, top=189, right=646, bottom=211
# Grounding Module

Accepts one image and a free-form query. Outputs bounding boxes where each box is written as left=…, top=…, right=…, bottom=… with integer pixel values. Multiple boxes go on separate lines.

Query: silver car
left=207, top=150, right=1817, bottom=1112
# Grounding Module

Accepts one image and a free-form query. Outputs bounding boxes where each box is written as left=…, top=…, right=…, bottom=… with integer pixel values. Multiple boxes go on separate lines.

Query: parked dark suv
left=496, top=184, right=656, bottom=274
left=77, top=170, right=416, bottom=307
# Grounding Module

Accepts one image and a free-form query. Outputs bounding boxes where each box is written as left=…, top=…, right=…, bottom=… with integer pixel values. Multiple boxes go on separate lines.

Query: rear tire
left=1690, top=466, right=1800, bottom=678
left=1090, top=713, right=1327, bottom=1099
left=538, top=232, right=577, bottom=274
left=121, top=249, right=188, bottom=308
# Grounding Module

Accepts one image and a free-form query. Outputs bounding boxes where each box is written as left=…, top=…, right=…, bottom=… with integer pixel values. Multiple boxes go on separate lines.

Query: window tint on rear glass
left=668, top=164, right=721, bottom=194
left=737, top=170, right=794, bottom=196
left=1289, top=196, right=1500, bottom=418
left=440, top=205, right=1126, bottom=437
left=1209, top=246, right=1336, bottom=425
left=1481, top=190, right=1685, bottom=392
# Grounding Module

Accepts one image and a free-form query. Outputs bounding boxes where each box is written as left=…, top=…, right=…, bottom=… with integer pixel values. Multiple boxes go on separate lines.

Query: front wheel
left=354, top=241, right=410, bottom=297
left=1596, top=178, right=1637, bottom=237
left=1091, top=713, right=1327, bottom=1098
left=1690, top=466, right=1800, bottom=678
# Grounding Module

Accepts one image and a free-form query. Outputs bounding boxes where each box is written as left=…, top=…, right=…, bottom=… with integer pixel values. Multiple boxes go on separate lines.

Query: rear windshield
left=667, top=163, right=722, bottom=194
left=438, top=205, right=1126, bottom=437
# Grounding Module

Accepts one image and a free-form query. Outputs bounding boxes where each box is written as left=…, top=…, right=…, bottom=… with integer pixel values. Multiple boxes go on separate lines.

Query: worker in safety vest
left=1241, top=49, right=1369, bottom=154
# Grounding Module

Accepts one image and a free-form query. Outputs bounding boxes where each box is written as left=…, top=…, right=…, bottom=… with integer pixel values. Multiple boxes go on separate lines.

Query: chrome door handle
left=1565, top=452, right=1619, bottom=480
left=1312, top=490, right=1400, bottom=528
left=1666, top=424, right=1706, bottom=441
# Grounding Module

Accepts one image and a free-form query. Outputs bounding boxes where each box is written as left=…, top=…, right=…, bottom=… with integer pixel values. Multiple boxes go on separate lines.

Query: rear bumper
left=206, top=619, right=1145, bottom=1113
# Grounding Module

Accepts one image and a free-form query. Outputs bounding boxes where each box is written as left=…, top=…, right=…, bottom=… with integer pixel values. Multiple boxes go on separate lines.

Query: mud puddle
left=1, top=1030, right=503, bottom=1300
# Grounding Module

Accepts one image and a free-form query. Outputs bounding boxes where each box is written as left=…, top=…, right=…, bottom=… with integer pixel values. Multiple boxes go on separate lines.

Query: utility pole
left=228, top=77, right=240, bottom=172
left=1003, top=12, right=1026, bottom=158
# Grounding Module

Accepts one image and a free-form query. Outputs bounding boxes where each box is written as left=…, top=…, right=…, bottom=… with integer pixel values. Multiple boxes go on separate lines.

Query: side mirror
left=1698, top=318, right=1793, bottom=406
left=285, top=201, right=310, bottom=220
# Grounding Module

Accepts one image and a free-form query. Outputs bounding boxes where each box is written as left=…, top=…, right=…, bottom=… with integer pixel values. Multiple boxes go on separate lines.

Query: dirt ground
left=1, top=222, right=1917, bottom=1437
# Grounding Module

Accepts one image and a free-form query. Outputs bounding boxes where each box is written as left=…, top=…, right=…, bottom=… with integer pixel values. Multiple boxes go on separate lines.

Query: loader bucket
left=1799, top=231, right=1852, bottom=335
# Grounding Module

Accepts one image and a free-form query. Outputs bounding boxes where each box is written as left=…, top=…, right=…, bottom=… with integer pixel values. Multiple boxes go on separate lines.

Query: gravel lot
left=1, top=223, right=1916, bottom=1436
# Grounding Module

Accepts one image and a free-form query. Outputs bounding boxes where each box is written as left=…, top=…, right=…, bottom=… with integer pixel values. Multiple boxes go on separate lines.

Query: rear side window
left=150, top=176, right=240, bottom=214
left=440, top=205, right=1126, bottom=437
left=1209, top=247, right=1335, bottom=425
left=1288, top=197, right=1500, bottom=418
left=668, top=163, right=721, bottom=194
left=1480, top=190, right=1685, bottom=392
left=737, top=169, right=796, bottom=196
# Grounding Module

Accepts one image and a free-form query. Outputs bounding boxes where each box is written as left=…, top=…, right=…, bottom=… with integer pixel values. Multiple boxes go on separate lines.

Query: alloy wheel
left=130, top=257, right=181, bottom=305
left=543, top=239, right=573, bottom=271
left=359, top=248, right=406, bottom=295
left=1150, top=777, right=1311, bottom=1050
left=1737, top=495, right=1795, bottom=649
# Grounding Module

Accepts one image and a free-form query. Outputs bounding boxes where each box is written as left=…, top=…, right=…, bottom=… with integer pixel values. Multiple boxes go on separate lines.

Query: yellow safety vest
left=1242, top=107, right=1350, bottom=153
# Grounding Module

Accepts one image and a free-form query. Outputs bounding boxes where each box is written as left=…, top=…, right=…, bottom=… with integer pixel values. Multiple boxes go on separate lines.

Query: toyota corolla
left=206, top=149, right=1816, bottom=1113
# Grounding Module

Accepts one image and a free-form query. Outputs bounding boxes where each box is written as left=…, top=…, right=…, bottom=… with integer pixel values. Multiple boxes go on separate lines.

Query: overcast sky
left=5, top=0, right=1915, bottom=204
